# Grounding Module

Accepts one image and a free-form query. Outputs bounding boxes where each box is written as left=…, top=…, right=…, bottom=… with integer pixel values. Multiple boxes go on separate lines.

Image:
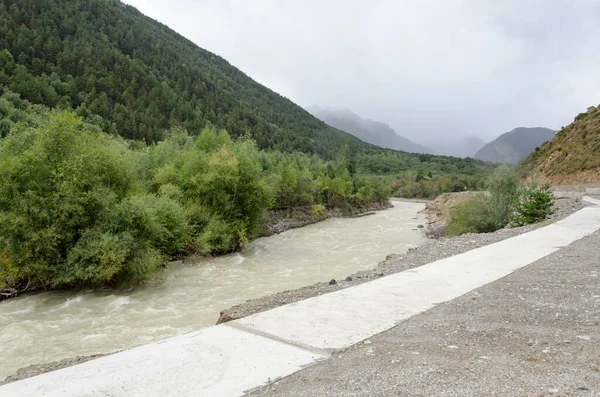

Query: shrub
left=512, top=184, right=554, bottom=226
left=446, top=165, right=522, bottom=236
left=446, top=194, right=507, bottom=236
left=0, top=111, right=167, bottom=288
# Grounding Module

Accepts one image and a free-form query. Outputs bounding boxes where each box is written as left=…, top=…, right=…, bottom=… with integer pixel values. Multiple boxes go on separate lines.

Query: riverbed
left=0, top=201, right=426, bottom=380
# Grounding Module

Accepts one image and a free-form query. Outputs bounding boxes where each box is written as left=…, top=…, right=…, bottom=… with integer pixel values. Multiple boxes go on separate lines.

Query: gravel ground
left=247, top=214, right=600, bottom=397
left=217, top=197, right=585, bottom=324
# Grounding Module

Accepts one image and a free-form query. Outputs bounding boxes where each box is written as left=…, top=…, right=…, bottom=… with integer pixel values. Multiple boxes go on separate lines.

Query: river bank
left=0, top=201, right=392, bottom=302
left=1, top=197, right=584, bottom=384
left=217, top=196, right=584, bottom=323
left=1, top=201, right=426, bottom=384
left=260, top=201, right=392, bottom=236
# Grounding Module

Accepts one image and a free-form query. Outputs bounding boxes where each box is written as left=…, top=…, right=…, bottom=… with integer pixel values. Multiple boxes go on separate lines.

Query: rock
left=527, top=339, right=534, bottom=346
left=447, top=345, right=459, bottom=349
left=328, top=279, right=337, bottom=285
left=548, top=388, right=559, bottom=394
left=345, top=276, right=353, bottom=282
left=216, top=311, right=236, bottom=324
left=363, top=340, right=372, bottom=345
left=576, top=335, right=590, bottom=341
left=417, top=224, right=424, bottom=228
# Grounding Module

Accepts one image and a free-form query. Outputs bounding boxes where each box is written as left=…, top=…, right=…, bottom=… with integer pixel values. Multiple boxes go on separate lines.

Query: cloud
left=123, top=0, right=600, bottom=145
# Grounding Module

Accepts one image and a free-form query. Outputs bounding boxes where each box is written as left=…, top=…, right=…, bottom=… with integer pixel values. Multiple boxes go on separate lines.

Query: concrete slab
left=583, top=195, right=600, bottom=205
left=0, top=325, right=327, bottom=397
left=234, top=207, right=600, bottom=350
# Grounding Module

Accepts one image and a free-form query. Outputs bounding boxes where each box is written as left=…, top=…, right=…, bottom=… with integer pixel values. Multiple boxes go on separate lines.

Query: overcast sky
left=123, top=0, right=600, bottom=144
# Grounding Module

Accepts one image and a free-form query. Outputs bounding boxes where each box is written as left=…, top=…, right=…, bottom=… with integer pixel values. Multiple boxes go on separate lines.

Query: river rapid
left=0, top=201, right=426, bottom=380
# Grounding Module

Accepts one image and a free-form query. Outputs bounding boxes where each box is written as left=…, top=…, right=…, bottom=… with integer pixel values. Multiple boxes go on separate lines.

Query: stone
left=345, top=276, right=353, bottom=282
left=328, top=279, right=337, bottom=285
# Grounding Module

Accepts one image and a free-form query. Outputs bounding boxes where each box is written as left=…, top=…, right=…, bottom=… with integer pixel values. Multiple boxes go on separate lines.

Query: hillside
left=0, top=0, right=369, bottom=158
left=475, top=127, right=555, bottom=164
left=522, top=106, right=600, bottom=184
left=307, top=106, right=433, bottom=154
left=0, top=0, right=497, bottom=185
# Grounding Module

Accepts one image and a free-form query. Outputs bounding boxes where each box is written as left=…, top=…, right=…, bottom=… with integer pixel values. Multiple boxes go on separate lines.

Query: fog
left=123, top=0, right=600, bottom=151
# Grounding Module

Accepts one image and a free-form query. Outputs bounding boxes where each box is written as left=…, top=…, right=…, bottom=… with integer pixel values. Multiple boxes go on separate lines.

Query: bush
left=446, top=167, right=555, bottom=236
left=0, top=111, right=169, bottom=288
left=446, top=194, right=507, bottom=235
left=512, top=184, right=554, bottom=226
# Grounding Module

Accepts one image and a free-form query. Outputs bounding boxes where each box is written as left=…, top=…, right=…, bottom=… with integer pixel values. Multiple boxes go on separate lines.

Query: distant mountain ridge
left=307, top=106, right=433, bottom=154
left=475, top=127, right=556, bottom=164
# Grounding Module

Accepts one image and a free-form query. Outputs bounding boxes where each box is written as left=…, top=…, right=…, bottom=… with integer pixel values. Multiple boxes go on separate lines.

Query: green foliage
left=446, top=194, right=505, bottom=235
left=0, top=0, right=366, bottom=156
left=0, top=103, right=405, bottom=293
left=0, top=110, right=163, bottom=287
left=447, top=167, right=554, bottom=236
left=512, top=184, right=554, bottom=226
left=0, top=0, right=498, bottom=186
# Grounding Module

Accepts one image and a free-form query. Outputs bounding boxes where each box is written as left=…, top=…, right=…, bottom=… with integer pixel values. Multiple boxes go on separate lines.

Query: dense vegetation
left=446, top=166, right=554, bottom=236
left=0, top=0, right=496, bottom=174
left=0, top=94, right=391, bottom=293
left=0, top=0, right=369, bottom=156
left=521, top=105, right=600, bottom=183
left=0, top=0, right=500, bottom=295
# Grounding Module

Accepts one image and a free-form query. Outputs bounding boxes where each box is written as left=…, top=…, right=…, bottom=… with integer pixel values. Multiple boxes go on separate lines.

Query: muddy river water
left=0, top=201, right=426, bottom=380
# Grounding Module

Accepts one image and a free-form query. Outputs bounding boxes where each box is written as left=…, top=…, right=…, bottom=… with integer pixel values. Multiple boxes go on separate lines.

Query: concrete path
left=2, top=204, right=600, bottom=397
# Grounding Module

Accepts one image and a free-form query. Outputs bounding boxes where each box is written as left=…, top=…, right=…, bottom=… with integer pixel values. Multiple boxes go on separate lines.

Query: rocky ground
left=261, top=201, right=392, bottom=236
left=217, top=196, right=584, bottom=324
left=0, top=354, right=111, bottom=386
left=247, top=219, right=600, bottom=397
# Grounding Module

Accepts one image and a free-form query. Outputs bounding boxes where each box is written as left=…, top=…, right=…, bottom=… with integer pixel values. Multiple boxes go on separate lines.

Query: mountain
left=521, top=105, right=600, bottom=184
left=0, top=0, right=368, bottom=158
left=0, top=0, right=497, bottom=183
left=474, top=127, right=556, bottom=164
left=307, top=106, right=433, bottom=154
left=416, top=135, right=486, bottom=158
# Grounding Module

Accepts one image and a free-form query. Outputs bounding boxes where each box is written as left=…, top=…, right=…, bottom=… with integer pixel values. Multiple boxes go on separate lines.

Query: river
left=0, top=201, right=426, bottom=380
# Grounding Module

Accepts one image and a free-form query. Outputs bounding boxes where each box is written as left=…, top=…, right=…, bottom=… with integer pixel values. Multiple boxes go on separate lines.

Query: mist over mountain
left=416, top=135, right=486, bottom=158
left=307, top=106, right=433, bottom=154
left=475, top=127, right=556, bottom=164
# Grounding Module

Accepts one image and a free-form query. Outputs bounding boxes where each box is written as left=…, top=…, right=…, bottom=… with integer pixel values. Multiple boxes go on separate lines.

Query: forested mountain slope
left=521, top=105, right=600, bottom=184
left=475, top=127, right=555, bottom=164
left=0, top=0, right=369, bottom=157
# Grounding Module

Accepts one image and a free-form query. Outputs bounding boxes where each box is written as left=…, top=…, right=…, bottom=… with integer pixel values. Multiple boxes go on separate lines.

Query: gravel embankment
left=217, top=197, right=585, bottom=323
left=248, top=215, right=600, bottom=397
